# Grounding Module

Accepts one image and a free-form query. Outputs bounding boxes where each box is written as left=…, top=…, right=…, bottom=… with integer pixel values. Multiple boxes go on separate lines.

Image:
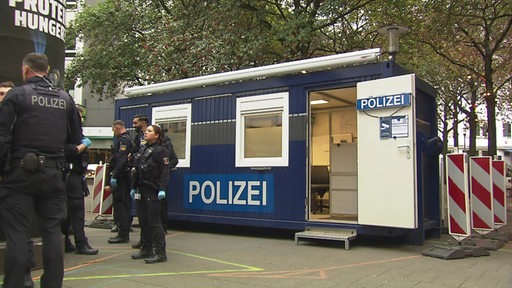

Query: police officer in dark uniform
left=130, top=114, right=148, bottom=249
left=0, top=53, right=82, bottom=288
left=130, top=125, right=169, bottom=263
left=61, top=105, right=99, bottom=255
left=161, top=133, right=178, bottom=232
left=108, top=120, right=134, bottom=243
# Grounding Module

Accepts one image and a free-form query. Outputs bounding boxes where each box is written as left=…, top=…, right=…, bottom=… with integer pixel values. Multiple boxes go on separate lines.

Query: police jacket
left=133, top=131, right=146, bottom=154
left=109, top=132, right=133, bottom=179
left=132, top=142, right=170, bottom=194
left=0, top=77, right=82, bottom=167
left=131, top=131, right=146, bottom=165
left=163, top=135, right=179, bottom=170
left=64, top=140, right=89, bottom=175
left=64, top=141, right=89, bottom=198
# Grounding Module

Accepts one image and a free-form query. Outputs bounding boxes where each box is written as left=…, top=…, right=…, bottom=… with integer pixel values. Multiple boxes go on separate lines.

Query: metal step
left=295, top=228, right=357, bottom=250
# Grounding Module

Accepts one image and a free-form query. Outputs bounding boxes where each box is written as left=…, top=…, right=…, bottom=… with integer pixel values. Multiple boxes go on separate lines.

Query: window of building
left=478, top=121, right=488, bottom=138
left=66, top=1, right=78, bottom=9
left=236, top=92, right=289, bottom=167
left=503, top=123, right=511, bottom=138
left=152, top=104, right=191, bottom=167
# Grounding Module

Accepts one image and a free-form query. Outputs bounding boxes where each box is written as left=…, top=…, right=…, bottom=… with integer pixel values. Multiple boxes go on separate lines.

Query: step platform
left=295, top=228, right=357, bottom=250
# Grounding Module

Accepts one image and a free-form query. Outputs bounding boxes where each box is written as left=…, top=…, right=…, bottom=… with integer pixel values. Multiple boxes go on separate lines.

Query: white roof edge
left=124, top=48, right=381, bottom=97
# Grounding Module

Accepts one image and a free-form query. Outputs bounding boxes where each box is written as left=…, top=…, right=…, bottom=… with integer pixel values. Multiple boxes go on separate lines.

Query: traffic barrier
left=446, top=153, right=470, bottom=241
left=91, top=164, right=113, bottom=215
left=469, top=156, right=494, bottom=234
left=492, top=160, right=507, bottom=228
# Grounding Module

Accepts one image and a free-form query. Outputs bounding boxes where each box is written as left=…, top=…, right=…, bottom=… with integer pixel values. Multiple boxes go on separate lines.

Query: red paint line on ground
left=209, top=255, right=421, bottom=279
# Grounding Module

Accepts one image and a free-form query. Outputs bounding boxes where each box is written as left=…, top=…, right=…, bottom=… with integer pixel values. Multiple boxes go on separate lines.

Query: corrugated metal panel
left=192, top=94, right=235, bottom=123
left=289, top=86, right=307, bottom=115
left=118, top=104, right=149, bottom=125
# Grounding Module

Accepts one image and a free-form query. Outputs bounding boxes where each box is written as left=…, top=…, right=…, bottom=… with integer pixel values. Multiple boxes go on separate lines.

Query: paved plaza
left=17, top=198, right=511, bottom=288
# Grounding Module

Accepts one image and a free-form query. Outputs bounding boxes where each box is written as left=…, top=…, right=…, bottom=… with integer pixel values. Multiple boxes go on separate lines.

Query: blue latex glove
left=81, top=137, right=92, bottom=147
left=130, top=189, right=136, bottom=200
left=158, top=190, right=166, bottom=200
left=110, top=178, right=118, bottom=188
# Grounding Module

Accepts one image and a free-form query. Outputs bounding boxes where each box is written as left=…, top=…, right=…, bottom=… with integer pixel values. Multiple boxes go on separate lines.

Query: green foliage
left=66, top=0, right=381, bottom=99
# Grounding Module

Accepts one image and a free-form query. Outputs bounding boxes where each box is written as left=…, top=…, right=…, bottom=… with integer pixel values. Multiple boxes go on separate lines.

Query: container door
left=356, top=74, right=417, bottom=228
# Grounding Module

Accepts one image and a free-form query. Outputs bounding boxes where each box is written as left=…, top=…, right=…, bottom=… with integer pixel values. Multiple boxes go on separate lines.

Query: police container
left=117, top=48, right=441, bottom=245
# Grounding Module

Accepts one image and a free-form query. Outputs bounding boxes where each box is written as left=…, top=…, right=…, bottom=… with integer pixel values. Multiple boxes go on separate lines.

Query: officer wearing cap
left=108, top=120, right=134, bottom=243
left=0, top=53, right=82, bottom=288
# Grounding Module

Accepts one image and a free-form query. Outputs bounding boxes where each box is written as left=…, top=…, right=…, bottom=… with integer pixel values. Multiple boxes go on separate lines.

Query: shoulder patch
left=163, top=157, right=169, bottom=165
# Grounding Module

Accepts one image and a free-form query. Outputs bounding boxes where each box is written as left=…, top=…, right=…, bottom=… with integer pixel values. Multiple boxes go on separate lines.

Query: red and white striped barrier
left=492, top=160, right=507, bottom=228
left=446, top=153, right=470, bottom=240
left=469, top=156, right=494, bottom=234
left=91, top=164, right=113, bottom=215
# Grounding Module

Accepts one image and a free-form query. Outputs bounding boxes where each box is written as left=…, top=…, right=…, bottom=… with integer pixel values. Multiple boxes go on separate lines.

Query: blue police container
left=117, top=49, right=441, bottom=245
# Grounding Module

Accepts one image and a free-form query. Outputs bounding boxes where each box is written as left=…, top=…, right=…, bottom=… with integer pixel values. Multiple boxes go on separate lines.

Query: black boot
left=65, top=237, right=76, bottom=253
left=144, top=254, right=167, bottom=264
left=108, top=235, right=129, bottom=244
left=76, top=243, right=99, bottom=255
left=131, top=250, right=153, bottom=260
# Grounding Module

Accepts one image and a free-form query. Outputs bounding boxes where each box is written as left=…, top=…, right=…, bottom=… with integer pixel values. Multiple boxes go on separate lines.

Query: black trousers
left=160, top=198, right=168, bottom=232
left=61, top=172, right=88, bottom=248
left=0, top=165, right=66, bottom=288
left=63, top=197, right=87, bottom=247
left=112, top=172, right=131, bottom=239
left=136, top=186, right=166, bottom=255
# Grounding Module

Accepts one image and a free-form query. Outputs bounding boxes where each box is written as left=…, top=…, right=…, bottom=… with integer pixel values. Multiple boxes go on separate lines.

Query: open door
left=356, top=74, right=417, bottom=228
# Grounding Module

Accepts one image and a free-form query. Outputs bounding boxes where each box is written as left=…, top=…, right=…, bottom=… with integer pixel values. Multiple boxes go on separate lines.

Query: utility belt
left=68, top=169, right=85, bottom=176
left=140, top=179, right=159, bottom=191
left=13, top=152, right=63, bottom=172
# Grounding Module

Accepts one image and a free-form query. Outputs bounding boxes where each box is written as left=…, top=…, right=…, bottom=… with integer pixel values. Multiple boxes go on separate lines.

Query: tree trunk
left=484, top=58, right=497, bottom=157
left=469, top=82, right=478, bottom=156
left=452, top=99, right=459, bottom=148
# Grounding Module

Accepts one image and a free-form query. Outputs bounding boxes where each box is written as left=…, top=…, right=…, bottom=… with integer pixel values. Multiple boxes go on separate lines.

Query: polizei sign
left=185, top=174, right=274, bottom=213
left=356, top=93, right=411, bottom=111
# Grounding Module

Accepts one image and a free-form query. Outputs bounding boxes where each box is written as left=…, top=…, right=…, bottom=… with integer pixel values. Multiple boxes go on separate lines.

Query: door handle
left=397, top=145, right=411, bottom=159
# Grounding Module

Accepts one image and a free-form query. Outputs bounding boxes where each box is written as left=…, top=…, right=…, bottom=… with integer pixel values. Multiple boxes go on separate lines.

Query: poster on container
left=0, top=0, right=66, bottom=86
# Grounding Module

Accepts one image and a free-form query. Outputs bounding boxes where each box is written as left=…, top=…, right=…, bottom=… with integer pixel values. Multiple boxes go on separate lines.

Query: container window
left=236, top=92, right=289, bottom=167
left=152, top=104, right=192, bottom=167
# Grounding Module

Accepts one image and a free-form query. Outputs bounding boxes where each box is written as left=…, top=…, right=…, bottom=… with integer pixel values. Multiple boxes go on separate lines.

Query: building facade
left=66, top=0, right=114, bottom=164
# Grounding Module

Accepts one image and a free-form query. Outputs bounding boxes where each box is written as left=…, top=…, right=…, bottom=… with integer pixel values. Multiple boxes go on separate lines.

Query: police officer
left=108, top=120, right=134, bottom=244
left=130, top=114, right=148, bottom=248
left=130, top=125, right=169, bottom=263
left=61, top=105, right=99, bottom=255
left=0, top=81, right=15, bottom=102
left=161, top=133, right=178, bottom=232
left=0, top=53, right=82, bottom=288
left=0, top=80, right=35, bottom=288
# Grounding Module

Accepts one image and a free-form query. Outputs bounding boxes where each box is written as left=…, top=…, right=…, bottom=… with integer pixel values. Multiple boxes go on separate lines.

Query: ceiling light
left=310, top=99, right=328, bottom=105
